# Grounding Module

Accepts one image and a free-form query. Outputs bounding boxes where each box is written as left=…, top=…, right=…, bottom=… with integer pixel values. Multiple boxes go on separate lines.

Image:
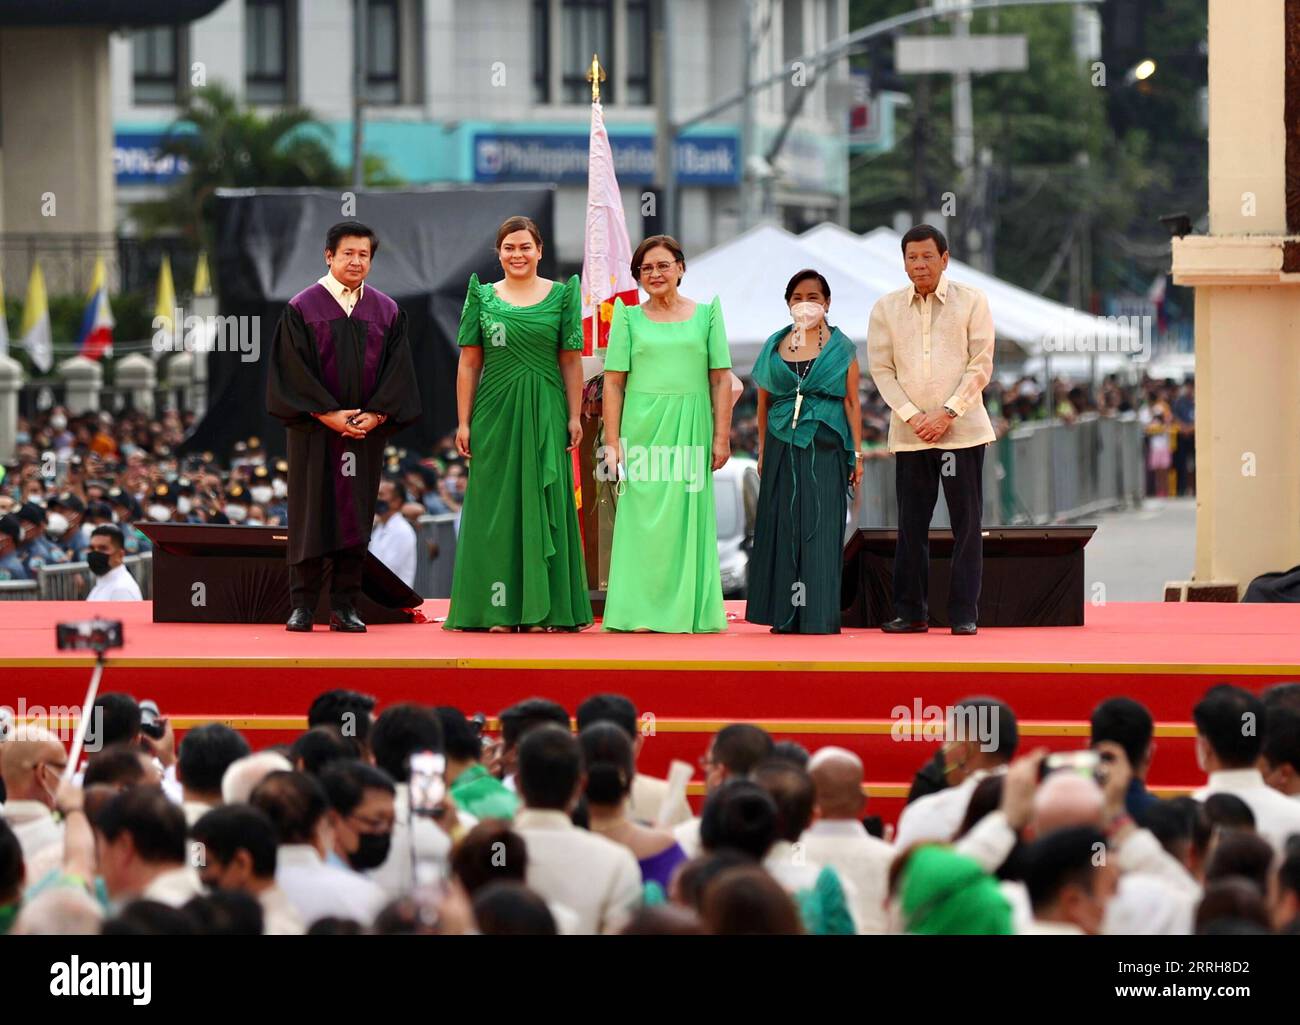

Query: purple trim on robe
left=352, top=286, right=397, bottom=398
left=286, top=282, right=398, bottom=554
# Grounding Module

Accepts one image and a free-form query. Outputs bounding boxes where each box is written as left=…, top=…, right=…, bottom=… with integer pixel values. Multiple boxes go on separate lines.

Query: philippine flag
left=581, top=99, right=639, bottom=356
left=78, top=256, right=115, bottom=361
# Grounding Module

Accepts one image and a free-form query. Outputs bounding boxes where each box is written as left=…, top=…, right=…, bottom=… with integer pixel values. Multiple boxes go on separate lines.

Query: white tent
left=841, top=225, right=1143, bottom=368
left=684, top=223, right=897, bottom=374
left=683, top=221, right=1142, bottom=377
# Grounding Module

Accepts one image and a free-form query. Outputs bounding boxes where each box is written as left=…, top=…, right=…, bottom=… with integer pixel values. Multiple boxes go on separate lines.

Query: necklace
left=787, top=324, right=829, bottom=429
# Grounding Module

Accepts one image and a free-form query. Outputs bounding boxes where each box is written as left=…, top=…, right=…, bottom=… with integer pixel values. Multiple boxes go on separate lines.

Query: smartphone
left=409, top=751, right=447, bottom=819
left=1039, top=749, right=1101, bottom=782
left=139, top=699, right=166, bottom=740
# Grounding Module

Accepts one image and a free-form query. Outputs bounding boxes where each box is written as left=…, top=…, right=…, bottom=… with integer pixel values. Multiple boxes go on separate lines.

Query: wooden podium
left=135, top=522, right=423, bottom=624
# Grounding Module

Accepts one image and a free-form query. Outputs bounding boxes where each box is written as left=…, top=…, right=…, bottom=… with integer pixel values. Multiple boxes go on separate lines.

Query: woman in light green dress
left=600, top=235, right=733, bottom=633
left=443, top=215, right=592, bottom=632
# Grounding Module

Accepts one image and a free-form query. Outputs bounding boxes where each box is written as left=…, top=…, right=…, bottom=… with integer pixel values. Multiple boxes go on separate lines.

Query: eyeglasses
left=348, top=812, right=395, bottom=833
left=638, top=261, right=678, bottom=277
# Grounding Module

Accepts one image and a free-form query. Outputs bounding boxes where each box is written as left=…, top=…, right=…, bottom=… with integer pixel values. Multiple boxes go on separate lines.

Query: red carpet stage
left=4, top=601, right=1299, bottom=825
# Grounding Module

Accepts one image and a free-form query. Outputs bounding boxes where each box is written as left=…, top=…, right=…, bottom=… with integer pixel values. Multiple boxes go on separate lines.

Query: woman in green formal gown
left=443, top=216, right=593, bottom=632
left=600, top=235, right=734, bottom=633
left=745, top=269, right=863, bottom=633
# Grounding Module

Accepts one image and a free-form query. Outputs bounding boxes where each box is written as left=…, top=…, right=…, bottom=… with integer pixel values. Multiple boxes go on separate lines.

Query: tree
left=848, top=0, right=1204, bottom=304
left=131, top=83, right=402, bottom=248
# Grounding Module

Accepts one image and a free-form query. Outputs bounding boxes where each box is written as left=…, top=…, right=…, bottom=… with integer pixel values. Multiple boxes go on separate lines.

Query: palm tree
left=132, top=83, right=401, bottom=246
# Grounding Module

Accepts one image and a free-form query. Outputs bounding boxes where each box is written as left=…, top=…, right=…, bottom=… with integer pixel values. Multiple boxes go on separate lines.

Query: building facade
left=111, top=0, right=852, bottom=269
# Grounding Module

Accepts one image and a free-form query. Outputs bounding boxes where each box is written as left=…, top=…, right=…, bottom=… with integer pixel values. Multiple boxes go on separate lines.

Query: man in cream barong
left=867, top=225, right=996, bottom=636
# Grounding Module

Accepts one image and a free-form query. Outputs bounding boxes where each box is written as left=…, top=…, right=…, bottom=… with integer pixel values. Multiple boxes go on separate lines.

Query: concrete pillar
left=189, top=294, right=217, bottom=416
left=58, top=355, right=103, bottom=416
left=115, top=354, right=157, bottom=418
left=166, top=352, right=194, bottom=412
left=0, top=27, right=114, bottom=294
left=0, top=353, right=23, bottom=464
left=1170, top=0, right=1300, bottom=593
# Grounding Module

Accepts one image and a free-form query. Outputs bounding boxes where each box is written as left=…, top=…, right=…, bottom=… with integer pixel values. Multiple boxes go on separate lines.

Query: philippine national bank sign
left=472, top=128, right=740, bottom=187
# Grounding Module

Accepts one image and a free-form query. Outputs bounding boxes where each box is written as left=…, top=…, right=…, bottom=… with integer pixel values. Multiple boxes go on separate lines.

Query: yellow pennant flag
left=155, top=253, right=177, bottom=333
left=20, top=261, right=53, bottom=373
left=193, top=251, right=212, bottom=297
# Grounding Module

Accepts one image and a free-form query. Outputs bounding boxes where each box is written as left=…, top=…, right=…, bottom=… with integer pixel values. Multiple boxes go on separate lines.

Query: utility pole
left=352, top=0, right=368, bottom=190
left=911, top=1, right=933, bottom=226
left=652, top=0, right=677, bottom=236
left=739, top=0, right=756, bottom=230
left=950, top=5, right=976, bottom=258
left=672, top=0, right=1090, bottom=239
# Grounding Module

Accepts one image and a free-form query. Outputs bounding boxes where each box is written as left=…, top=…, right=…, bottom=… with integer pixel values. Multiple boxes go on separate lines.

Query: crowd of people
left=0, top=406, right=469, bottom=586
left=726, top=372, right=1193, bottom=493
left=1, top=681, right=1297, bottom=936
left=1, top=368, right=1195, bottom=588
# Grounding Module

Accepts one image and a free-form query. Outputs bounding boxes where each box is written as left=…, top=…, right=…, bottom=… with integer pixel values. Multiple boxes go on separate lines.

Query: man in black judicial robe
left=266, top=220, right=421, bottom=632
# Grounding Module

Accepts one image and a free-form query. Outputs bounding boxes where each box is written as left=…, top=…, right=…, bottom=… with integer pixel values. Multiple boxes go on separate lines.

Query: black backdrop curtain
left=180, top=185, right=556, bottom=460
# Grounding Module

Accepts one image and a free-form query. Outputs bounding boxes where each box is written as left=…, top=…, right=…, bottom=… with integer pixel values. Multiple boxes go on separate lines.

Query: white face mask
left=790, top=300, right=825, bottom=329
left=177, top=496, right=193, bottom=515
left=225, top=504, right=248, bottom=523
left=40, top=762, right=62, bottom=805
left=147, top=504, right=170, bottom=522
left=272, top=479, right=289, bottom=499
left=250, top=486, right=273, bottom=505
left=246, top=518, right=264, bottom=527
left=50, top=414, right=68, bottom=432
left=46, top=512, right=69, bottom=538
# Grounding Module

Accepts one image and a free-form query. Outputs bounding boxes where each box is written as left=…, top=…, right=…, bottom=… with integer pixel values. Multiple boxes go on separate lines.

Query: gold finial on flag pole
left=586, top=53, right=606, bottom=103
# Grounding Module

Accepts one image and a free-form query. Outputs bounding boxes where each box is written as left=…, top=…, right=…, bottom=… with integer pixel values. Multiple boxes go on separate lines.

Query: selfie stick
left=63, top=649, right=107, bottom=783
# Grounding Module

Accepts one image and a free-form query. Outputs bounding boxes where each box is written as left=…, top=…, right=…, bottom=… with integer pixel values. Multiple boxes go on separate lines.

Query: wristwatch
left=943, top=405, right=958, bottom=419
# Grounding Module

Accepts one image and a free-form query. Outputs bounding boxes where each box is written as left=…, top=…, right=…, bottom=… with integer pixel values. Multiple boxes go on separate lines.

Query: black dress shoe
left=285, top=607, right=314, bottom=632
left=881, top=618, right=928, bottom=634
left=329, top=606, right=367, bottom=633
left=951, top=622, right=978, bottom=636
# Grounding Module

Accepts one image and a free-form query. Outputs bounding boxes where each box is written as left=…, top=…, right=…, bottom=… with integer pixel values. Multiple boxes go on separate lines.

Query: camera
left=140, top=699, right=166, bottom=740
left=55, top=619, right=124, bottom=654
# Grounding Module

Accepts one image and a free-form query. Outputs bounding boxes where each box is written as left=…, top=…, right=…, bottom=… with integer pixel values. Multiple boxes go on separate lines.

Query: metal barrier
left=37, top=561, right=95, bottom=601
left=413, top=514, right=459, bottom=599
left=33, top=553, right=152, bottom=601
left=127, top=553, right=154, bottom=600
left=853, top=413, right=1145, bottom=528
left=0, top=580, right=40, bottom=601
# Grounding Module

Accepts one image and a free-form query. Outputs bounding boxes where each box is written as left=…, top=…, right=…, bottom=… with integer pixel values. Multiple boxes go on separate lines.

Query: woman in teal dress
left=745, top=269, right=863, bottom=633
left=443, top=215, right=592, bottom=632
left=600, top=234, right=733, bottom=633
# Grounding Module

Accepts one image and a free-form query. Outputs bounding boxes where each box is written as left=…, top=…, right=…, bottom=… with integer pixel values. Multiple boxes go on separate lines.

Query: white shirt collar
left=318, top=272, right=364, bottom=307
left=804, top=818, right=871, bottom=839
left=277, top=843, right=325, bottom=867
left=1206, top=768, right=1267, bottom=791
left=100, top=563, right=133, bottom=585
left=907, top=272, right=949, bottom=305
left=1028, top=918, right=1086, bottom=935
left=1, top=799, right=54, bottom=824
left=515, top=808, right=574, bottom=831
